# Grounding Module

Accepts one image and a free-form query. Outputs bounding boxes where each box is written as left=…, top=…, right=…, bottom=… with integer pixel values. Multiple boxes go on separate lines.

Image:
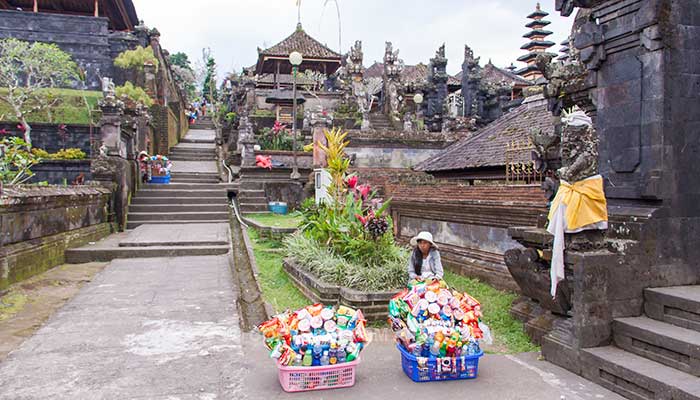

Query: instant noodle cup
left=296, top=308, right=311, bottom=321
left=437, top=291, right=450, bottom=306
left=442, top=305, right=453, bottom=317
left=297, top=318, right=311, bottom=332
left=324, top=319, right=337, bottom=332
left=425, top=290, right=438, bottom=303
left=310, top=315, right=323, bottom=329
left=453, top=308, right=465, bottom=321
left=418, top=298, right=429, bottom=311
left=320, top=308, right=334, bottom=321
left=428, top=303, right=441, bottom=315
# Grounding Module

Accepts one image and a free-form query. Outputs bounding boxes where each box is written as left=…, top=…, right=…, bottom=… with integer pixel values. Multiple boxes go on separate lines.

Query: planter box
left=283, top=258, right=397, bottom=322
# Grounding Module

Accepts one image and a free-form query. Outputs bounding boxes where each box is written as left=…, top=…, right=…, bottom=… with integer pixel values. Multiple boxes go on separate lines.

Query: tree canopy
left=0, top=38, right=80, bottom=146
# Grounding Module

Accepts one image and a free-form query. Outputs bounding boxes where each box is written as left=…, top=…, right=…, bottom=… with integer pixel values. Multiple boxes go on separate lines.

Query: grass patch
left=0, top=290, right=28, bottom=322
left=248, top=229, right=309, bottom=313
left=0, top=88, right=102, bottom=125
left=245, top=212, right=302, bottom=229
left=444, top=271, right=539, bottom=354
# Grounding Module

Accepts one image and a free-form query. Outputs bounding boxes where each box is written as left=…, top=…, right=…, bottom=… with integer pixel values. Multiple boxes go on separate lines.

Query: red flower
left=354, top=213, right=367, bottom=225
left=346, top=175, right=358, bottom=189
left=358, top=184, right=371, bottom=198
left=0, top=129, right=7, bottom=135
left=17, top=124, right=25, bottom=132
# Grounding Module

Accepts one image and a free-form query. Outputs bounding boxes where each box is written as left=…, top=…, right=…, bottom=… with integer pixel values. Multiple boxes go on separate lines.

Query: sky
left=133, top=0, right=574, bottom=77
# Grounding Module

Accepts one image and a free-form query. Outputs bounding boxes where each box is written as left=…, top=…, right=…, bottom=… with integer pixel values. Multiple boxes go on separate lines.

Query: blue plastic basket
left=149, top=175, right=171, bottom=184
left=396, top=344, right=483, bottom=382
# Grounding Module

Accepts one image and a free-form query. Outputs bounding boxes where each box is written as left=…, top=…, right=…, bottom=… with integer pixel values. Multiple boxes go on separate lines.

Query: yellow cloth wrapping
left=548, top=176, right=608, bottom=231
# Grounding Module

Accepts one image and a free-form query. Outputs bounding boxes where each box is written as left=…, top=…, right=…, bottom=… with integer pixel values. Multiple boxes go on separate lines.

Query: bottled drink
left=337, top=348, right=346, bottom=364
left=430, top=341, right=441, bottom=358
left=329, top=345, right=338, bottom=365
left=320, top=350, right=330, bottom=366
left=302, top=349, right=312, bottom=367
left=313, top=344, right=323, bottom=366
left=293, top=353, right=302, bottom=366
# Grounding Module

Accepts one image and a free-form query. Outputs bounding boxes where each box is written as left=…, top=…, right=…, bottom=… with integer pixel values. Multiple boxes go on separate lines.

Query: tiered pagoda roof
left=255, top=23, right=341, bottom=76
left=558, top=38, right=571, bottom=62
left=516, top=3, right=557, bottom=80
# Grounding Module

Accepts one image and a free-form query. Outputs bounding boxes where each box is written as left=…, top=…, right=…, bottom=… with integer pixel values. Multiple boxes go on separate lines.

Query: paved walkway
left=0, top=256, right=245, bottom=400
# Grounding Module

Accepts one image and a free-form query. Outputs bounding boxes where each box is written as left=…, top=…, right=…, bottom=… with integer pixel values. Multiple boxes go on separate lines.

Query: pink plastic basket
left=277, top=359, right=360, bottom=392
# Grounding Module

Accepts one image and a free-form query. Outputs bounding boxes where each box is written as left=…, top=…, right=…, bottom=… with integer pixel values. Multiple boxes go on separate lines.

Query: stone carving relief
left=383, top=42, right=404, bottom=124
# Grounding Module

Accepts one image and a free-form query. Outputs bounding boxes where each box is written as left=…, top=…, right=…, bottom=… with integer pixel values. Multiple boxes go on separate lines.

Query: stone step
left=169, top=156, right=217, bottom=161
left=128, top=204, right=229, bottom=213
left=170, top=178, right=221, bottom=184
left=239, top=181, right=264, bottom=190
left=581, top=346, right=700, bottom=400
left=128, top=211, right=229, bottom=222
left=613, top=316, right=700, bottom=376
left=65, top=244, right=230, bottom=263
left=180, top=138, right=215, bottom=144
left=238, top=189, right=265, bottom=197
left=169, top=150, right=216, bottom=156
left=134, top=189, right=227, bottom=198
left=130, top=196, right=229, bottom=205
left=143, top=183, right=232, bottom=191
left=645, top=286, right=700, bottom=332
left=126, top=219, right=230, bottom=230
left=239, top=203, right=269, bottom=212
left=238, top=196, right=267, bottom=204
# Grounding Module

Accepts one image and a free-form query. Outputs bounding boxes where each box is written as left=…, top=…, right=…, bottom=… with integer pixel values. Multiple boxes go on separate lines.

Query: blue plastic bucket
left=268, top=201, right=288, bottom=214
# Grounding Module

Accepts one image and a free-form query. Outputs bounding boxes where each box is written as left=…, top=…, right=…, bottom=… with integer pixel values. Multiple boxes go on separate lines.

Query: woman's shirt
left=407, top=248, right=444, bottom=281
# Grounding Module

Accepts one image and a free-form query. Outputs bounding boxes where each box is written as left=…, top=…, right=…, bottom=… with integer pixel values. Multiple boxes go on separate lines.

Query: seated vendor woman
left=407, top=231, right=444, bottom=283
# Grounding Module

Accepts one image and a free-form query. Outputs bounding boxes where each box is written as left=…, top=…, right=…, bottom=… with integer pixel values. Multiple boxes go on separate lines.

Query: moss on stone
left=0, top=291, right=28, bottom=322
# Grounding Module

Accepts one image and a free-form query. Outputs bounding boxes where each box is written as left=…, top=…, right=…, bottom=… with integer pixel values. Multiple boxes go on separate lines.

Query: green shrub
left=115, top=82, right=154, bottom=107
left=284, top=233, right=407, bottom=291
left=0, top=136, right=39, bottom=184
left=31, top=147, right=86, bottom=160
left=114, top=46, right=159, bottom=70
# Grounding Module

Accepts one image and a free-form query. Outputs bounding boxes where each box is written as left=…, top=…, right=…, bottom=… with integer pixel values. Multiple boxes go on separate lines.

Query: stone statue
left=347, top=40, right=364, bottom=77
left=424, top=44, right=449, bottom=132
left=403, top=113, right=413, bottom=133
left=101, top=77, right=115, bottom=98
left=558, top=106, right=598, bottom=182
left=536, top=53, right=587, bottom=116
left=383, top=42, right=404, bottom=124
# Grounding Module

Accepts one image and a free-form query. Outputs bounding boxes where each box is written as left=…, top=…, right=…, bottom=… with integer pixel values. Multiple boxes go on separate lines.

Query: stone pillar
left=237, top=115, right=256, bottom=167
left=97, top=94, right=125, bottom=157
left=309, top=107, right=333, bottom=168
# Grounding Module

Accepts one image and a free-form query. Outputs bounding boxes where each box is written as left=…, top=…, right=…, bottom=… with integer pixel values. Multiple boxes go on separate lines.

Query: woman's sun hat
left=410, top=231, right=439, bottom=249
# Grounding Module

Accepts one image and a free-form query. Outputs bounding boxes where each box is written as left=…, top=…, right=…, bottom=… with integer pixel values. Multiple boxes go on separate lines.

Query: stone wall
left=388, top=182, right=547, bottom=290
left=0, top=185, right=113, bottom=289
left=1, top=122, right=99, bottom=156
left=29, top=160, right=92, bottom=185
left=0, top=10, right=112, bottom=90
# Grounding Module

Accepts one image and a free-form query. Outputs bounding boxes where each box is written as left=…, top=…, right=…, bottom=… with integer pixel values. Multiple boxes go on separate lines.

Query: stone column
left=97, top=95, right=125, bottom=158
left=237, top=115, right=256, bottom=167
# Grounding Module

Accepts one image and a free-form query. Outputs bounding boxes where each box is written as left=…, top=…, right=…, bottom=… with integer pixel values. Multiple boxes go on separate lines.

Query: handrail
left=222, top=158, right=233, bottom=183
left=230, top=198, right=248, bottom=229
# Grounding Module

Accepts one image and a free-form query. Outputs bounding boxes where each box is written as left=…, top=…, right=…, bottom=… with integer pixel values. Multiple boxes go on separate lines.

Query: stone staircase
left=368, top=112, right=394, bottom=131
left=126, top=127, right=232, bottom=229
left=581, top=285, right=700, bottom=399
left=237, top=179, right=268, bottom=214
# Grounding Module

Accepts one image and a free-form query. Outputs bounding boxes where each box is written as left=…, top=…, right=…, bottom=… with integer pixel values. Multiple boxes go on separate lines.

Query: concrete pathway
left=241, top=333, right=626, bottom=400
left=0, top=256, right=245, bottom=400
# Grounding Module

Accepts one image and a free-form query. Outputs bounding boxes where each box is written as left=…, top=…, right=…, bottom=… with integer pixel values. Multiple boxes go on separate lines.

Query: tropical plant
left=286, top=128, right=406, bottom=291
left=114, top=46, right=159, bottom=70
left=115, top=82, right=154, bottom=107
left=0, top=38, right=80, bottom=147
left=256, top=120, right=295, bottom=151
left=0, top=136, right=39, bottom=184
left=202, top=54, right=218, bottom=103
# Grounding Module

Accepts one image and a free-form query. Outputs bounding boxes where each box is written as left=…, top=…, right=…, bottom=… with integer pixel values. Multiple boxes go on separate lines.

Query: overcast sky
left=133, top=0, right=574, bottom=77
